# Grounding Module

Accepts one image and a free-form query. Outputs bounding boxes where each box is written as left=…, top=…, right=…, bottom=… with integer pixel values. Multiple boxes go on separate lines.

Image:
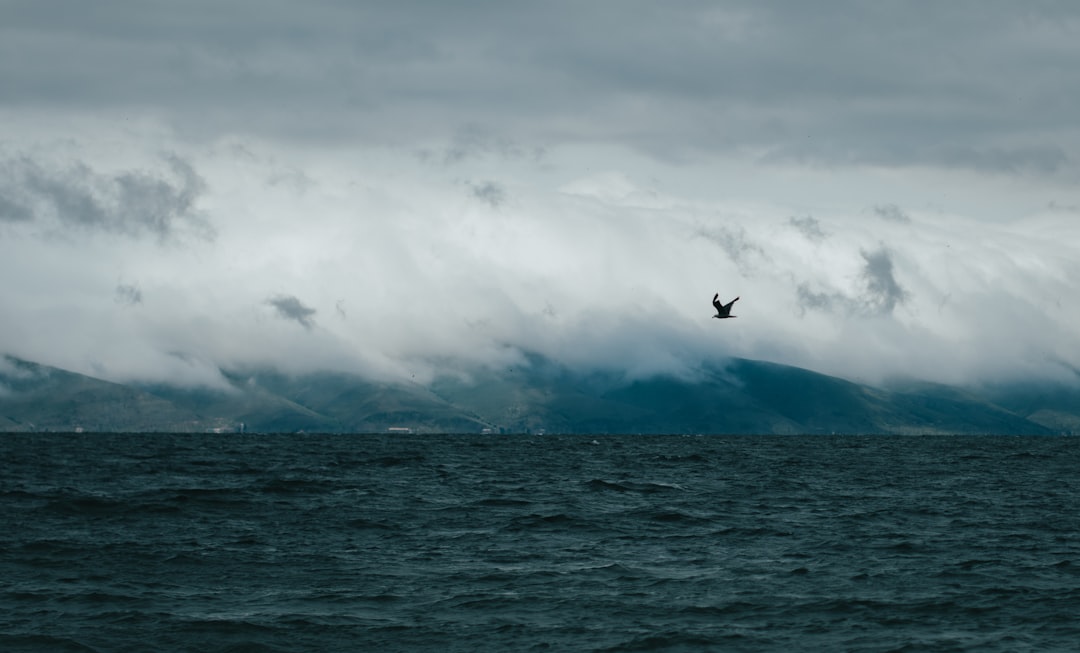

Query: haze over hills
left=2, top=354, right=1077, bottom=435
left=3, top=4, right=1080, bottom=438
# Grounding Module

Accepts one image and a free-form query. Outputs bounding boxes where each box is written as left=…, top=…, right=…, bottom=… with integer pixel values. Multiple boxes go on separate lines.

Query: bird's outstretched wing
left=712, top=293, right=739, bottom=318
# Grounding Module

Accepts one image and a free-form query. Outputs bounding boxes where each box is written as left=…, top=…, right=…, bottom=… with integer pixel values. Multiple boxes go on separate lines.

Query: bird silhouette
left=712, top=293, right=739, bottom=319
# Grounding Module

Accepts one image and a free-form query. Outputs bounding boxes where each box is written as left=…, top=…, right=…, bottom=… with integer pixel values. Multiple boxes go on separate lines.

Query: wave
left=585, top=479, right=685, bottom=494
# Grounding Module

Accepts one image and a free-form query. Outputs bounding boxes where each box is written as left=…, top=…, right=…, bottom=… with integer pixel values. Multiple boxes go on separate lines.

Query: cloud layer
left=2, top=2, right=1078, bottom=388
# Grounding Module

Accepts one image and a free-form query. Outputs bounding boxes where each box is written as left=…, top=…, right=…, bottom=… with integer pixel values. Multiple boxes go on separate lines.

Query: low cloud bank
left=2, top=143, right=1077, bottom=390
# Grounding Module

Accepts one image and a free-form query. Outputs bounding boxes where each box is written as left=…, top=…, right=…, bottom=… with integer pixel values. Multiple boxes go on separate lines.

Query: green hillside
left=3, top=354, right=1077, bottom=434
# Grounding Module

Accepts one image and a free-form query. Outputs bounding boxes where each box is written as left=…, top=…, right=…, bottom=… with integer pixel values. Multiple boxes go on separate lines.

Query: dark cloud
left=797, top=247, right=907, bottom=317
left=266, top=167, right=315, bottom=193
left=695, top=223, right=766, bottom=268
left=860, top=247, right=907, bottom=315
left=936, top=145, right=1069, bottom=175
left=0, top=153, right=212, bottom=241
left=3, top=3, right=1076, bottom=174
left=470, top=181, right=508, bottom=208
left=0, top=194, right=33, bottom=222
left=789, top=215, right=827, bottom=241
left=115, top=284, right=143, bottom=306
left=796, top=283, right=840, bottom=314
left=873, top=204, right=910, bottom=223
left=1046, top=200, right=1080, bottom=213
left=416, top=126, right=546, bottom=167
left=266, top=295, right=317, bottom=330
left=442, top=128, right=504, bottom=166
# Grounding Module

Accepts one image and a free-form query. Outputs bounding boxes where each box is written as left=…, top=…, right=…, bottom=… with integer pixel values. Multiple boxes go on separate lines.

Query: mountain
left=968, top=378, right=1080, bottom=435
left=429, top=356, right=1063, bottom=435
left=2, top=354, right=1077, bottom=434
left=141, top=368, right=496, bottom=434
left=0, top=357, right=213, bottom=432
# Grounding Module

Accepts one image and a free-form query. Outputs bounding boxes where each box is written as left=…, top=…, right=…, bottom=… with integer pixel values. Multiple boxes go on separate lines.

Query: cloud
left=0, top=193, right=33, bottom=222
left=3, top=3, right=1076, bottom=175
left=1047, top=201, right=1080, bottom=213
left=796, top=284, right=840, bottom=314
left=796, top=247, right=907, bottom=318
left=469, top=181, right=508, bottom=208
left=0, top=153, right=212, bottom=242
left=1, top=3, right=1079, bottom=390
left=859, top=247, right=907, bottom=315
left=266, top=295, right=317, bottom=330
left=937, top=145, right=1069, bottom=175
left=115, top=283, right=143, bottom=306
left=872, top=204, right=910, bottom=223
left=695, top=223, right=767, bottom=269
left=789, top=215, right=827, bottom=241
left=1, top=141, right=1077, bottom=388
left=418, top=126, right=545, bottom=167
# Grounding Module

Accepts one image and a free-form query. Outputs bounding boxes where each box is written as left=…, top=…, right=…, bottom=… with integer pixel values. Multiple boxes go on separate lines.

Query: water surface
left=3, top=434, right=1078, bottom=651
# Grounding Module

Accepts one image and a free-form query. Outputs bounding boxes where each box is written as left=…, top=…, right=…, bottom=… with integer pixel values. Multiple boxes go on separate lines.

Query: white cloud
left=1, top=2, right=1078, bottom=389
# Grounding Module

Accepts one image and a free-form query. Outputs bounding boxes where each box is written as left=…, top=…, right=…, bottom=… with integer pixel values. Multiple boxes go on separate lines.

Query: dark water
left=3, top=434, right=1079, bottom=652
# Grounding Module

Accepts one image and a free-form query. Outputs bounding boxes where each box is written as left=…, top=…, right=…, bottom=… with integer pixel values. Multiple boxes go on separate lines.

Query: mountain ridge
left=2, top=354, right=1076, bottom=434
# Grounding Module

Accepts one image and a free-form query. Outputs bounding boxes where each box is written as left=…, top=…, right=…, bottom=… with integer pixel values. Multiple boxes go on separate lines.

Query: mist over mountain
left=2, top=354, right=1075, bottom=435
left=4, top=4, right=1080, bottom=403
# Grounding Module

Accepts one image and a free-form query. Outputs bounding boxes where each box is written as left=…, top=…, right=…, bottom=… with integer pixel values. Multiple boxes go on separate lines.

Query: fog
left=2, top=2, right=1078, bottom=388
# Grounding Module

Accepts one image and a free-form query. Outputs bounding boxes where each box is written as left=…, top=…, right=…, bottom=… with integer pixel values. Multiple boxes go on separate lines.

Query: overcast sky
left=2, top=1, right=1079, bottom=388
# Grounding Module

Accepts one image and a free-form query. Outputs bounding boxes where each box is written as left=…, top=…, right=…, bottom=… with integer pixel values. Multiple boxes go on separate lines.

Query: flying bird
left=712, top=293, right=739, bottom=319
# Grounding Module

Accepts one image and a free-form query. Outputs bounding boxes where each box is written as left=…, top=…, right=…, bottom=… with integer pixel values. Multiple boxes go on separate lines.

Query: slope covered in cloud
left=1, top=2, right=1078, bottom=390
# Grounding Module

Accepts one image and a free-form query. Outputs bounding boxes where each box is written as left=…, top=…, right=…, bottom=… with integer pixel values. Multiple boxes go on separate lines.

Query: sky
left=2, top=1, right=1079, bottom=389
